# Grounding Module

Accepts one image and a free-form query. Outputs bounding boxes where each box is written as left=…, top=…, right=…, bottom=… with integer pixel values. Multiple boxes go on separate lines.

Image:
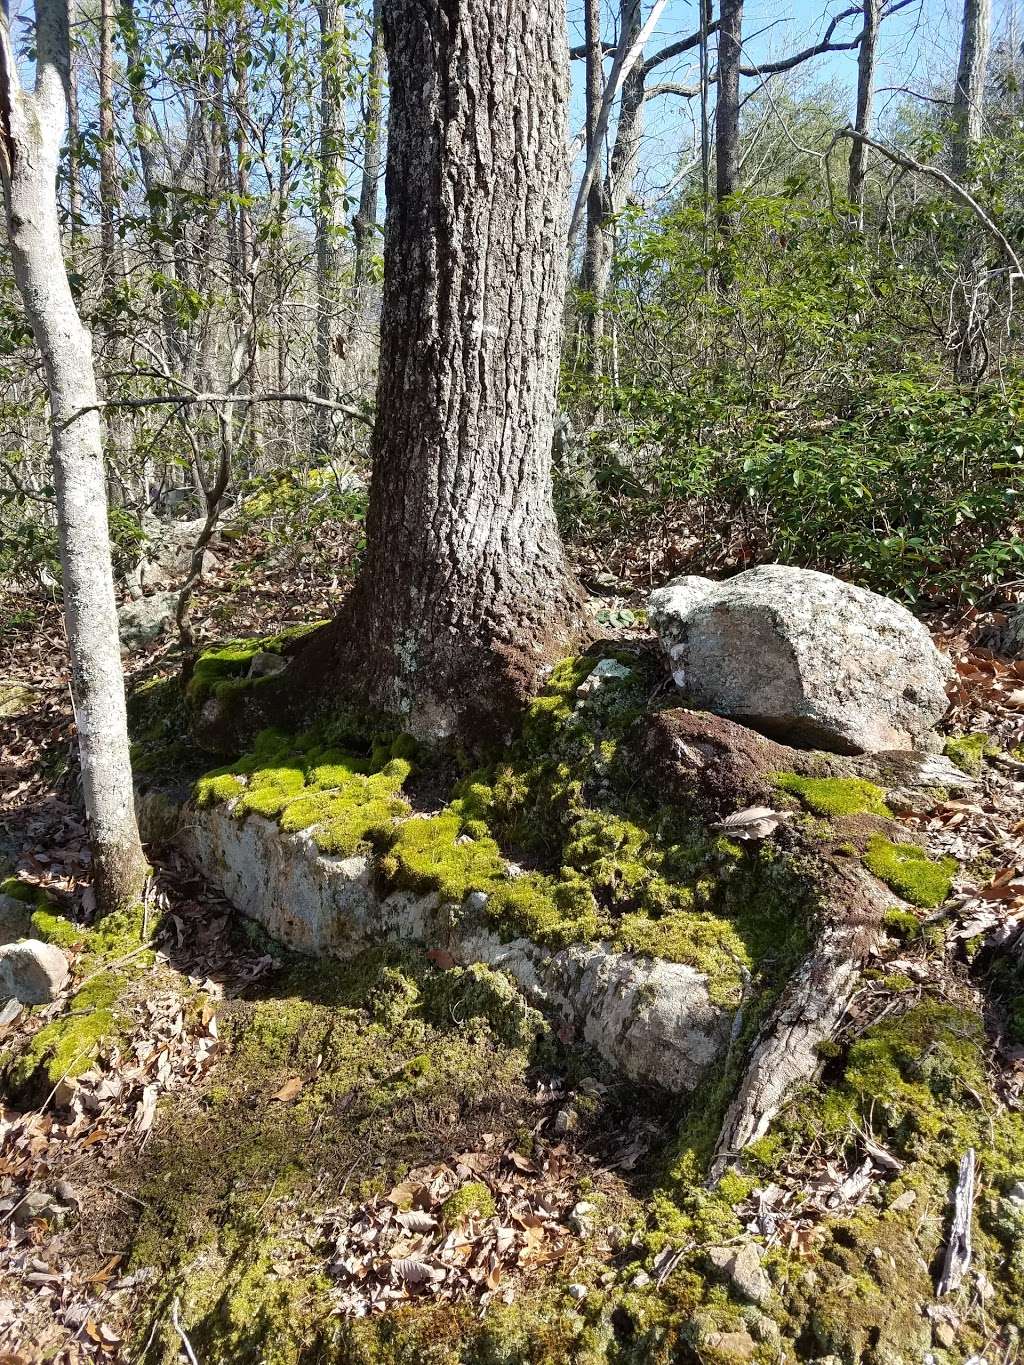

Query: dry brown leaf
left=271, top=1075, right=304, bottom=1103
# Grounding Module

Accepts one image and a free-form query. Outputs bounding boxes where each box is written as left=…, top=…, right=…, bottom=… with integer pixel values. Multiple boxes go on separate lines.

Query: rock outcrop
left=649, top=565, right=952, bottom=753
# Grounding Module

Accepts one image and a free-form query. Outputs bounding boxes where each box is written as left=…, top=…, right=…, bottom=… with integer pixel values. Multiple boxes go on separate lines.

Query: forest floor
left=2, top=512, right=1024, bottom=1363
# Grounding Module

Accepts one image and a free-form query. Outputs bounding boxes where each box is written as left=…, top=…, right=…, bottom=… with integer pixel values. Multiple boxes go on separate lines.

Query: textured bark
left=950, top=0, right=991, bottom=182
left=352, top=0, right=385, bottom=303
left=715, top=0, right=744, bottom=216
left=579, top=0, right=611, bottom=367
left=847, top=0, right=880, bottom=217
left=0, top=0, right=148, bottom=914
left=313, top=0, right=344, bottom=457
left=293, top=0, right=584, bottom=742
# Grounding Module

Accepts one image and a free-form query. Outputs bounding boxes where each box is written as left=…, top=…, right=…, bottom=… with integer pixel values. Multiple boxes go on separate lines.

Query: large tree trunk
left=715, top=0, right=744, bottom=219
left=0, top=0, right=148, bottom=915
left=847, top=0, right=880, bottom=220
left=290, top=0, right=583, bottom=743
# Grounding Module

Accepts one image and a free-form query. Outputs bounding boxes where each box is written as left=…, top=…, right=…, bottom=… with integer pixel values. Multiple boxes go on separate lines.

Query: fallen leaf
left=271, top=1076, right=304, bottom=1104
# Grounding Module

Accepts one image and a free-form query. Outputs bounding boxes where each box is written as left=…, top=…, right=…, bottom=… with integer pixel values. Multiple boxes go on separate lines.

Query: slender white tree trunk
left=0, top=0, right=148, bottom=915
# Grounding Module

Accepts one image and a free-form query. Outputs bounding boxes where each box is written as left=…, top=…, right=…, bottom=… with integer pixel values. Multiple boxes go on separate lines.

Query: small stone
left=0, top=894, right=32, bottom=945
left=0, top=681, right=38, bottom=718
left=1006, top=1180, right=1024, bottom=1207
left=247, top=651, right=287, bottom=680
left=706, top=1242, right=772, bottom=1306
left=12, top=1187, right=64, bottom=1226
left=576, top=658, right=632, bottom=698
left=552, top=1107, right=576, bottom=1136
left=578, top=1076, right=605, bottom=1096
left=567, top=1282, right=588, bottom=1303
left=569, top=1200, right=594, bottom=1236
left=464, top=890, right=489, bottom=914
left=933, top=1322, right=957, bottom=1350
left=118, top=590, right=177, bottom=648
left=0, top=939, right=69, bottom=1004
left=702, top=1329, right=758, bottom=1361
left=889, top=1189, right=918, bottom=1212
left=630, top=1270, right=651, bottom=1289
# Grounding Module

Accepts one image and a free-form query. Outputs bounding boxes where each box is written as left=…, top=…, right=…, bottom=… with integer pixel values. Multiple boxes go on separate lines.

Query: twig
left=937, top=1147, right=976, bottom=1296
left=172, top=1297, right=202, bottom=1365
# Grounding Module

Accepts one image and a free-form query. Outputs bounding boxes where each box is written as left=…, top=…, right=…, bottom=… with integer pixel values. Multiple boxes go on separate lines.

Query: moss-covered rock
left=775, top=773, right=891, bottom=818
left=944, top=731, right=998, bottom=776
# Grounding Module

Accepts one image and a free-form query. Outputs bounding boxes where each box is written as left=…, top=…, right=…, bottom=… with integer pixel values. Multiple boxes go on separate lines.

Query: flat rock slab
left=143, top=796, right=733, bottom=1094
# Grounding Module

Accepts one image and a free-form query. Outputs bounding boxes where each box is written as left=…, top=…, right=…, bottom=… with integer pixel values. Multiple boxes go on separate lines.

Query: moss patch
left=863, top=835, right=955, bottom=908
left=944, top=731, right=998, bottom=776
left=775, top=773, right=891, bottom=818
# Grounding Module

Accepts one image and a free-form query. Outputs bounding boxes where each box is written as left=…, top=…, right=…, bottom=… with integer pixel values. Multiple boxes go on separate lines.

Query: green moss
left=234, top=765, right=307, bottom=818
left=7, top=903, right=156, bottom=1093
left=484, top=873, right=601, bottom=950
left=613, top=911, right=749, bottom=1008
left=863, top=836, right=955, bottom=908
left=882, top=907, right=922, bottom=941
left=0, top=877, right=35, bottom=903
left=944, top=731, right=998, bottom=776
left=422, top=963, right=547, bottom=1049
left=29, top=906, right=84, bottom=949
left=195, top=771, right=246, bottom=807
left=775, top=773, right=891, bottom=817
left=378, top=812, right=505, bottom=904
left=440, top=1181, right=496, bottom=1227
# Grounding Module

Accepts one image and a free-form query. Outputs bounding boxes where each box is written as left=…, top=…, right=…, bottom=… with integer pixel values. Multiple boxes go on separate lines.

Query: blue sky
left=566, top=0, right=992, bottom=202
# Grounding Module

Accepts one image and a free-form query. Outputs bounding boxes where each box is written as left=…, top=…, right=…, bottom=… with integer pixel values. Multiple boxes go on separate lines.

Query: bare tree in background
left=0, top=0, right=148, bottom=914
left=848, top=0, right=880, bottom=218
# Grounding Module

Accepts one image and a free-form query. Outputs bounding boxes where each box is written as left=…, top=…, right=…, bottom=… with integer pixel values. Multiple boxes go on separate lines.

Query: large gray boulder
left=0, top=939, right=69, bottom=1003
left=648, top=565, right=951, bottom=754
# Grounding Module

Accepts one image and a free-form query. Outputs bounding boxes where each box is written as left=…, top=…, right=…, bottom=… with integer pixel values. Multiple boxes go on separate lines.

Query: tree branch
left=60, top=389, right=375, bottom=429
left=835, top=126, right=1024, bottom=278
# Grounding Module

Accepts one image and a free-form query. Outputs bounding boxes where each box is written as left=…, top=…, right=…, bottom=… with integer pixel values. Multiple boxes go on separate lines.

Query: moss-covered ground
left=97, top=645, right=1024, bottom=1360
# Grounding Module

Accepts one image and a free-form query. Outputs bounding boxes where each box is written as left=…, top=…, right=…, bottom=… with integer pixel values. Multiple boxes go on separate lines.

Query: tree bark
left=950, top=0, right=992, bottom=381
left=715, top=0, right=744, bottom=219
left=847, top=0, right=880, bottom=219
left=950, top=0, right=991, bottom=182
left=313, top=0, right=344, bottom=458
left=0, top=0, right=148, bottom=915
left=99, top=0, right=118, bottom=275
left=352, top=0, right=385, bottom=303
left=579, top=0, right=610, bottom=370
left=290, top=0, right=584, bottom=743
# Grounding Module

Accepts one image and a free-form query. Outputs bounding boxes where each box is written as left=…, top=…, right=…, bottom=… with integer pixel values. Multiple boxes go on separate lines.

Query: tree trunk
left=290, top=0, right=583, bottom=743
left=950, top=0, right=992, bottom=381
left=579, top=0, right=610, bottom=370
left=352, top=0, right=385, bottom=302
left=0, top=0, right=148, bottom=915
left=715, top=0, right=743, bottom=219
left=313, top=0, right=344, bottom=458
left=847, top=0, right=880, bottom=219
left=951, top=0, right=991, bottom=182
left=66, top=44, right=81, bottom=252
left=99, top=0, right=118, bottom=275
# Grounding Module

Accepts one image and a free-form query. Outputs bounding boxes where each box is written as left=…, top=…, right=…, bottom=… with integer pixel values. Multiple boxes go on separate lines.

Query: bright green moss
left=882, top=907, right=922, bottom=941
left=864, top=836, right=955, bottom=908
left=234, top=766, right=307, bottom=818
left=440, top=1181, right=496, bottom=1227
left=195, top=771, right=246, bottom=807
left=0, top=876, right=35, bottom=903
left=561, top=810, right=653, bottom=906
left=378, top=812, right=505, bottom=904
left=944, top=731, right=998, bottom=776
left=422, top=963, right=546, bottom=1049
left=484, top=873, right=601, bottom=949
left=29, top=906, right=84, bottom=950
left=613, top=911, right=749, bottom=1008
left=775, top=773, right=891, bottom=818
